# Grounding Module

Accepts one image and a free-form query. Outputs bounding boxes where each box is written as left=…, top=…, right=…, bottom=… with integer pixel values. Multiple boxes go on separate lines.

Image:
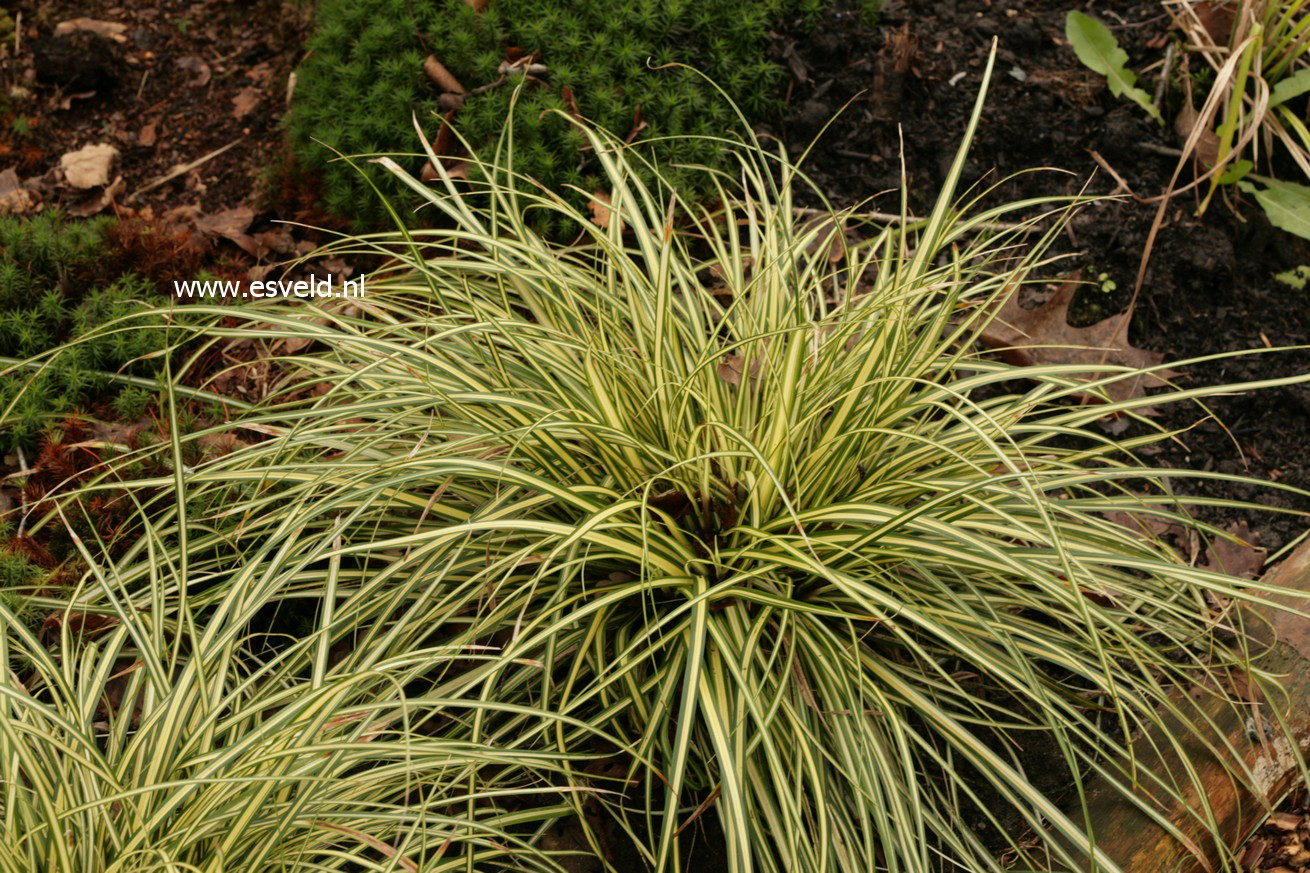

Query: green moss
left=0, top=212, right=188, bottom=450
left=288, top=0, right=830, bottom=227
left=113, top=386, right=153, bottom=422
left=0, top=552, right=40, bottom=590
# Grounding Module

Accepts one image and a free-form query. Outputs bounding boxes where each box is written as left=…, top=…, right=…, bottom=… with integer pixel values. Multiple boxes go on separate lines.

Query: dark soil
left=771, top=0, right=1310, bottom=555
left=7, top=0, right=313, bottom=218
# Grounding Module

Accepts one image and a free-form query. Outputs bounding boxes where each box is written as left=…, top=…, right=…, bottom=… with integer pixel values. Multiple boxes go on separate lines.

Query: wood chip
left=1239, top=836, right=1268, bottom=871
left=1269, top=812, right=1303, bottom=831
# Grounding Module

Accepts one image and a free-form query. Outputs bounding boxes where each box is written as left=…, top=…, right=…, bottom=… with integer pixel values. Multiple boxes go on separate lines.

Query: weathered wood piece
left=1063, top=539, right=1310, bottom=872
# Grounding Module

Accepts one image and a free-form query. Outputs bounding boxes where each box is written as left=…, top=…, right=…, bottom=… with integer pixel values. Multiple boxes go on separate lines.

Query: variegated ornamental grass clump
left=5, top=57, right=1309, bottom=872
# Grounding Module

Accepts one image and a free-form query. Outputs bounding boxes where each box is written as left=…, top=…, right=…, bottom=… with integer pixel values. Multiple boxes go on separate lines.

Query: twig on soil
left=1138, top=141, right=1186, bottom=158
left=131, top=138, right=244, bottom=199
left=835, top=148, right=882, bottom=162
left=1088, top=150, right=1141, bottom=199
left=437, top=63, right=548, bottom=112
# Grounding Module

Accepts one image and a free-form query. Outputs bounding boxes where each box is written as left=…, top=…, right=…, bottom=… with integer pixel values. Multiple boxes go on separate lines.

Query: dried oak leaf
left=980, top=283, right=1176, bottom=405
left=39, top=610, right=120, bottom=645
left=717, top=353, right=765, bottom=387
left=1202, top=519, right=1266, bottom=580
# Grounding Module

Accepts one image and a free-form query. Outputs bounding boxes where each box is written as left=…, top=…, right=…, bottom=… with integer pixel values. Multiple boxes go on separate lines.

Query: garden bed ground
left=4, top=0, right=1310, bottom=869
left=773, top=0, right=1310, bottom=557
left=7, top=0, right=320, bottom=239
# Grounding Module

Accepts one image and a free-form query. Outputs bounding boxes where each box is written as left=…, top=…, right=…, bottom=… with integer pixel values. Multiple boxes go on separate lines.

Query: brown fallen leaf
left=1175, top=102, right=1220, bottom=168
left=59, top=143, right=119, bottom=189
left=177, top=55, right=212, bottom=88
left=198, top=432, right=250, bottom=456
left=0, top=167, right=37, bottom=215
left=194, top=205, right=258, bottom=256
left=252, top=226, right=296, bottom=257
left=138, top=122, right=157, bottom=148
left=53, top=18, right=127, bottom=43
left=247, top=62, right=274, bottom=84
left=40, top=610, right=120, bottom=645
left=69, top=175, right=125, bottom=217
left=1195, top=1, right=1237, bottom=44
left=1202, top=520, right=1266, bottom=580
left=717, top=353, right=764, bottom=387
left=420, top=110, right=469, bottom=182
left=423, top=55, right=466, bottom=94
left=232, top=86, right=261, bottom=119
left=1105, top=506, right=1185, bottom=541
left=560, top=85, right=582, bottom=120
left=625, top=105, right=648, bottom=144
left=802, top=216, right=851, bottom=264
left=588, top=189, right=615, bottom=230
left=980, top=283, right=1176, bottom=405
left=421, top=159, right=469, bottom=182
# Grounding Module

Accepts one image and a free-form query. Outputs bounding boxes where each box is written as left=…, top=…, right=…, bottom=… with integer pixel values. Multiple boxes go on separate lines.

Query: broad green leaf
left=1275, top=264, right=1310, bottom=290
left=1065, top=11, right=1163, bottom=123
left=1270, top=67, right=1310, bottom=108
left=1239, top=177, right=1310, bottom=239
left=1218, top=159, right=1253, bottom=185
